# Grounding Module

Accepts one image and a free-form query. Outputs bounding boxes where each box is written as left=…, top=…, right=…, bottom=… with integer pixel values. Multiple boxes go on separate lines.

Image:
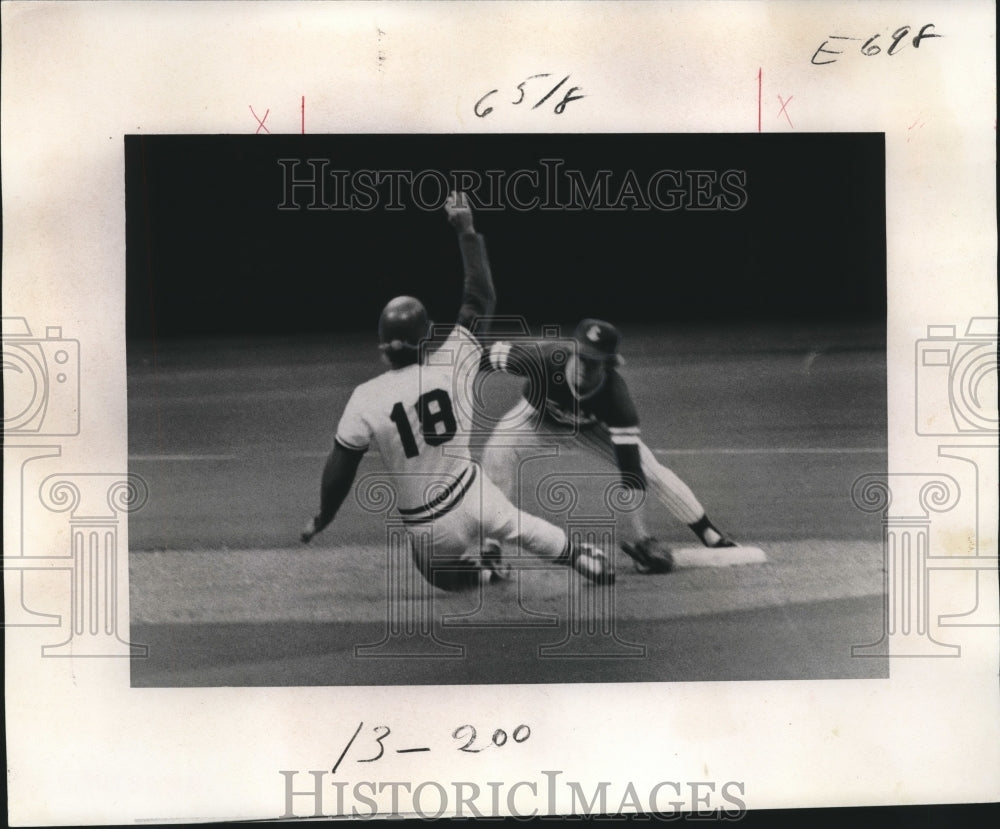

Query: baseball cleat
left=621, top=537, right=675, bottom=574
left=690, top=516, right=739, bottom=549
left=705, top=532, right=738, bottom=548
left=480, top=540, right=511, bottom=582
left=701, top=527, right=737, bottom=548
left=567, top=542, right=616, bottom=585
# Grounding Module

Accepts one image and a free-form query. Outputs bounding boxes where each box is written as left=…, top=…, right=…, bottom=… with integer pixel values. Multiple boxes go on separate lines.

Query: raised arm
left=444, top=191, right=496, bottom=332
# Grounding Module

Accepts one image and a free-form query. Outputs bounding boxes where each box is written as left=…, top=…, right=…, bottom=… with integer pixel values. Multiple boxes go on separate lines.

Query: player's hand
left=621, top=537, right=674, bottom=574
left=444, top=190, right=474, bottom=233
left=300, top=516, right=319, bottom=544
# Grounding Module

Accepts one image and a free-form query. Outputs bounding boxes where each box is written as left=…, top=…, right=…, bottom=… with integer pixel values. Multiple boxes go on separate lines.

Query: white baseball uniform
left=335, top=324, right=567, bottom=580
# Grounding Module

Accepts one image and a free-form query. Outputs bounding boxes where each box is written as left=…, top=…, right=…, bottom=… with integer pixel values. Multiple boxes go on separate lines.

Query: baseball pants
left=404, top=465, right=568, bottom=591
left=480, top=412, right=706, bottom=525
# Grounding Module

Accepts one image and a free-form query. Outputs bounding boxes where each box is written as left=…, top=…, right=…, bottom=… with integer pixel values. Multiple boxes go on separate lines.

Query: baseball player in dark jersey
left=479, top=319, right=736, bottom=573
left=300, top=193, right=614, bottom=589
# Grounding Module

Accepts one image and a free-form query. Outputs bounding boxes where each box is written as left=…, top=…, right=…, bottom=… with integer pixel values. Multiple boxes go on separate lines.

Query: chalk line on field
left=654, top=447, right=886, bottom=456
left=129, top=454, right=242, bottom=462
left=128, top=447, right=886, bottom=462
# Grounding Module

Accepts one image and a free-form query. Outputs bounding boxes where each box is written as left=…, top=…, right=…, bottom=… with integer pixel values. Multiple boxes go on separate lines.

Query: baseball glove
left=621, top=536, right=675, bottom=574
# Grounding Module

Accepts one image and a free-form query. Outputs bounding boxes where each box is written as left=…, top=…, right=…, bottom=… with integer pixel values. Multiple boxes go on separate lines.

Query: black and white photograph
left=3, top=1, right=996, bottom=824
left=126, top=133, right=889, bottom=686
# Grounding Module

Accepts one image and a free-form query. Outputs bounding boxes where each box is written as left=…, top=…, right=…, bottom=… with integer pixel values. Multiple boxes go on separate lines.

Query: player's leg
left=478, top=419, right=521, bottom=575
left=572, top=426, right=674, bottom=571
left=479, top=412, right=555, bottom=563
left=479, top=410, right=553, bottom=504
left=479, top=417, right=517, bottom=499
left=478, top=472, right=614, bottom=584
left=636, top=441, right=736, bottom=547
left=405, top=467, right=550, bottom=591
left=576, top=427, right=735, bottom=548
left=405, top=510, right=486, bottom=593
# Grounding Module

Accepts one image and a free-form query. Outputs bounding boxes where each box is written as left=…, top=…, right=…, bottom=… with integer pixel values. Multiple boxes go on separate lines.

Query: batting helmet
left=378, top=295, right=430, bottom=352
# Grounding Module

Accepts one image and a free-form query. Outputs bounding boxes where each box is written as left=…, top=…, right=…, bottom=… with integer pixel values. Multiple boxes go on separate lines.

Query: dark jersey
left=484, top=340, right=646, bottom=487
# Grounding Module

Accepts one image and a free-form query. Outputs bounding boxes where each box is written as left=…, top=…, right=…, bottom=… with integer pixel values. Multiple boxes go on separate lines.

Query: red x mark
left=777, top=95, right=794, bottom=128
left=250, top=105, right=270, bottom=134
left=907, top=115, right=925, bottom=143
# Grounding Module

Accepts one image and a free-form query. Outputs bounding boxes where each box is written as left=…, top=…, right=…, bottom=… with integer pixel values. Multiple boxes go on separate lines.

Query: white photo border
left=3, top=1, right=997, bottom=824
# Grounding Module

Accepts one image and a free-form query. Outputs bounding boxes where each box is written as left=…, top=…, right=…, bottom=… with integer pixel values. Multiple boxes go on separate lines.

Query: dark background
left=125, top=133, right=886, bottom=340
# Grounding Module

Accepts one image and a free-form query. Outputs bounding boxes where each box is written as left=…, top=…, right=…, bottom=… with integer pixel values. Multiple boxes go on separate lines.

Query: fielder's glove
left=621, top=537, right=675, bottom=574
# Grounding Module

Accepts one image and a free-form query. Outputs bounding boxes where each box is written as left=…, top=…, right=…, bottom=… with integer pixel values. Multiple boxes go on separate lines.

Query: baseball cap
left=573, top=319, right=624, bottom=365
